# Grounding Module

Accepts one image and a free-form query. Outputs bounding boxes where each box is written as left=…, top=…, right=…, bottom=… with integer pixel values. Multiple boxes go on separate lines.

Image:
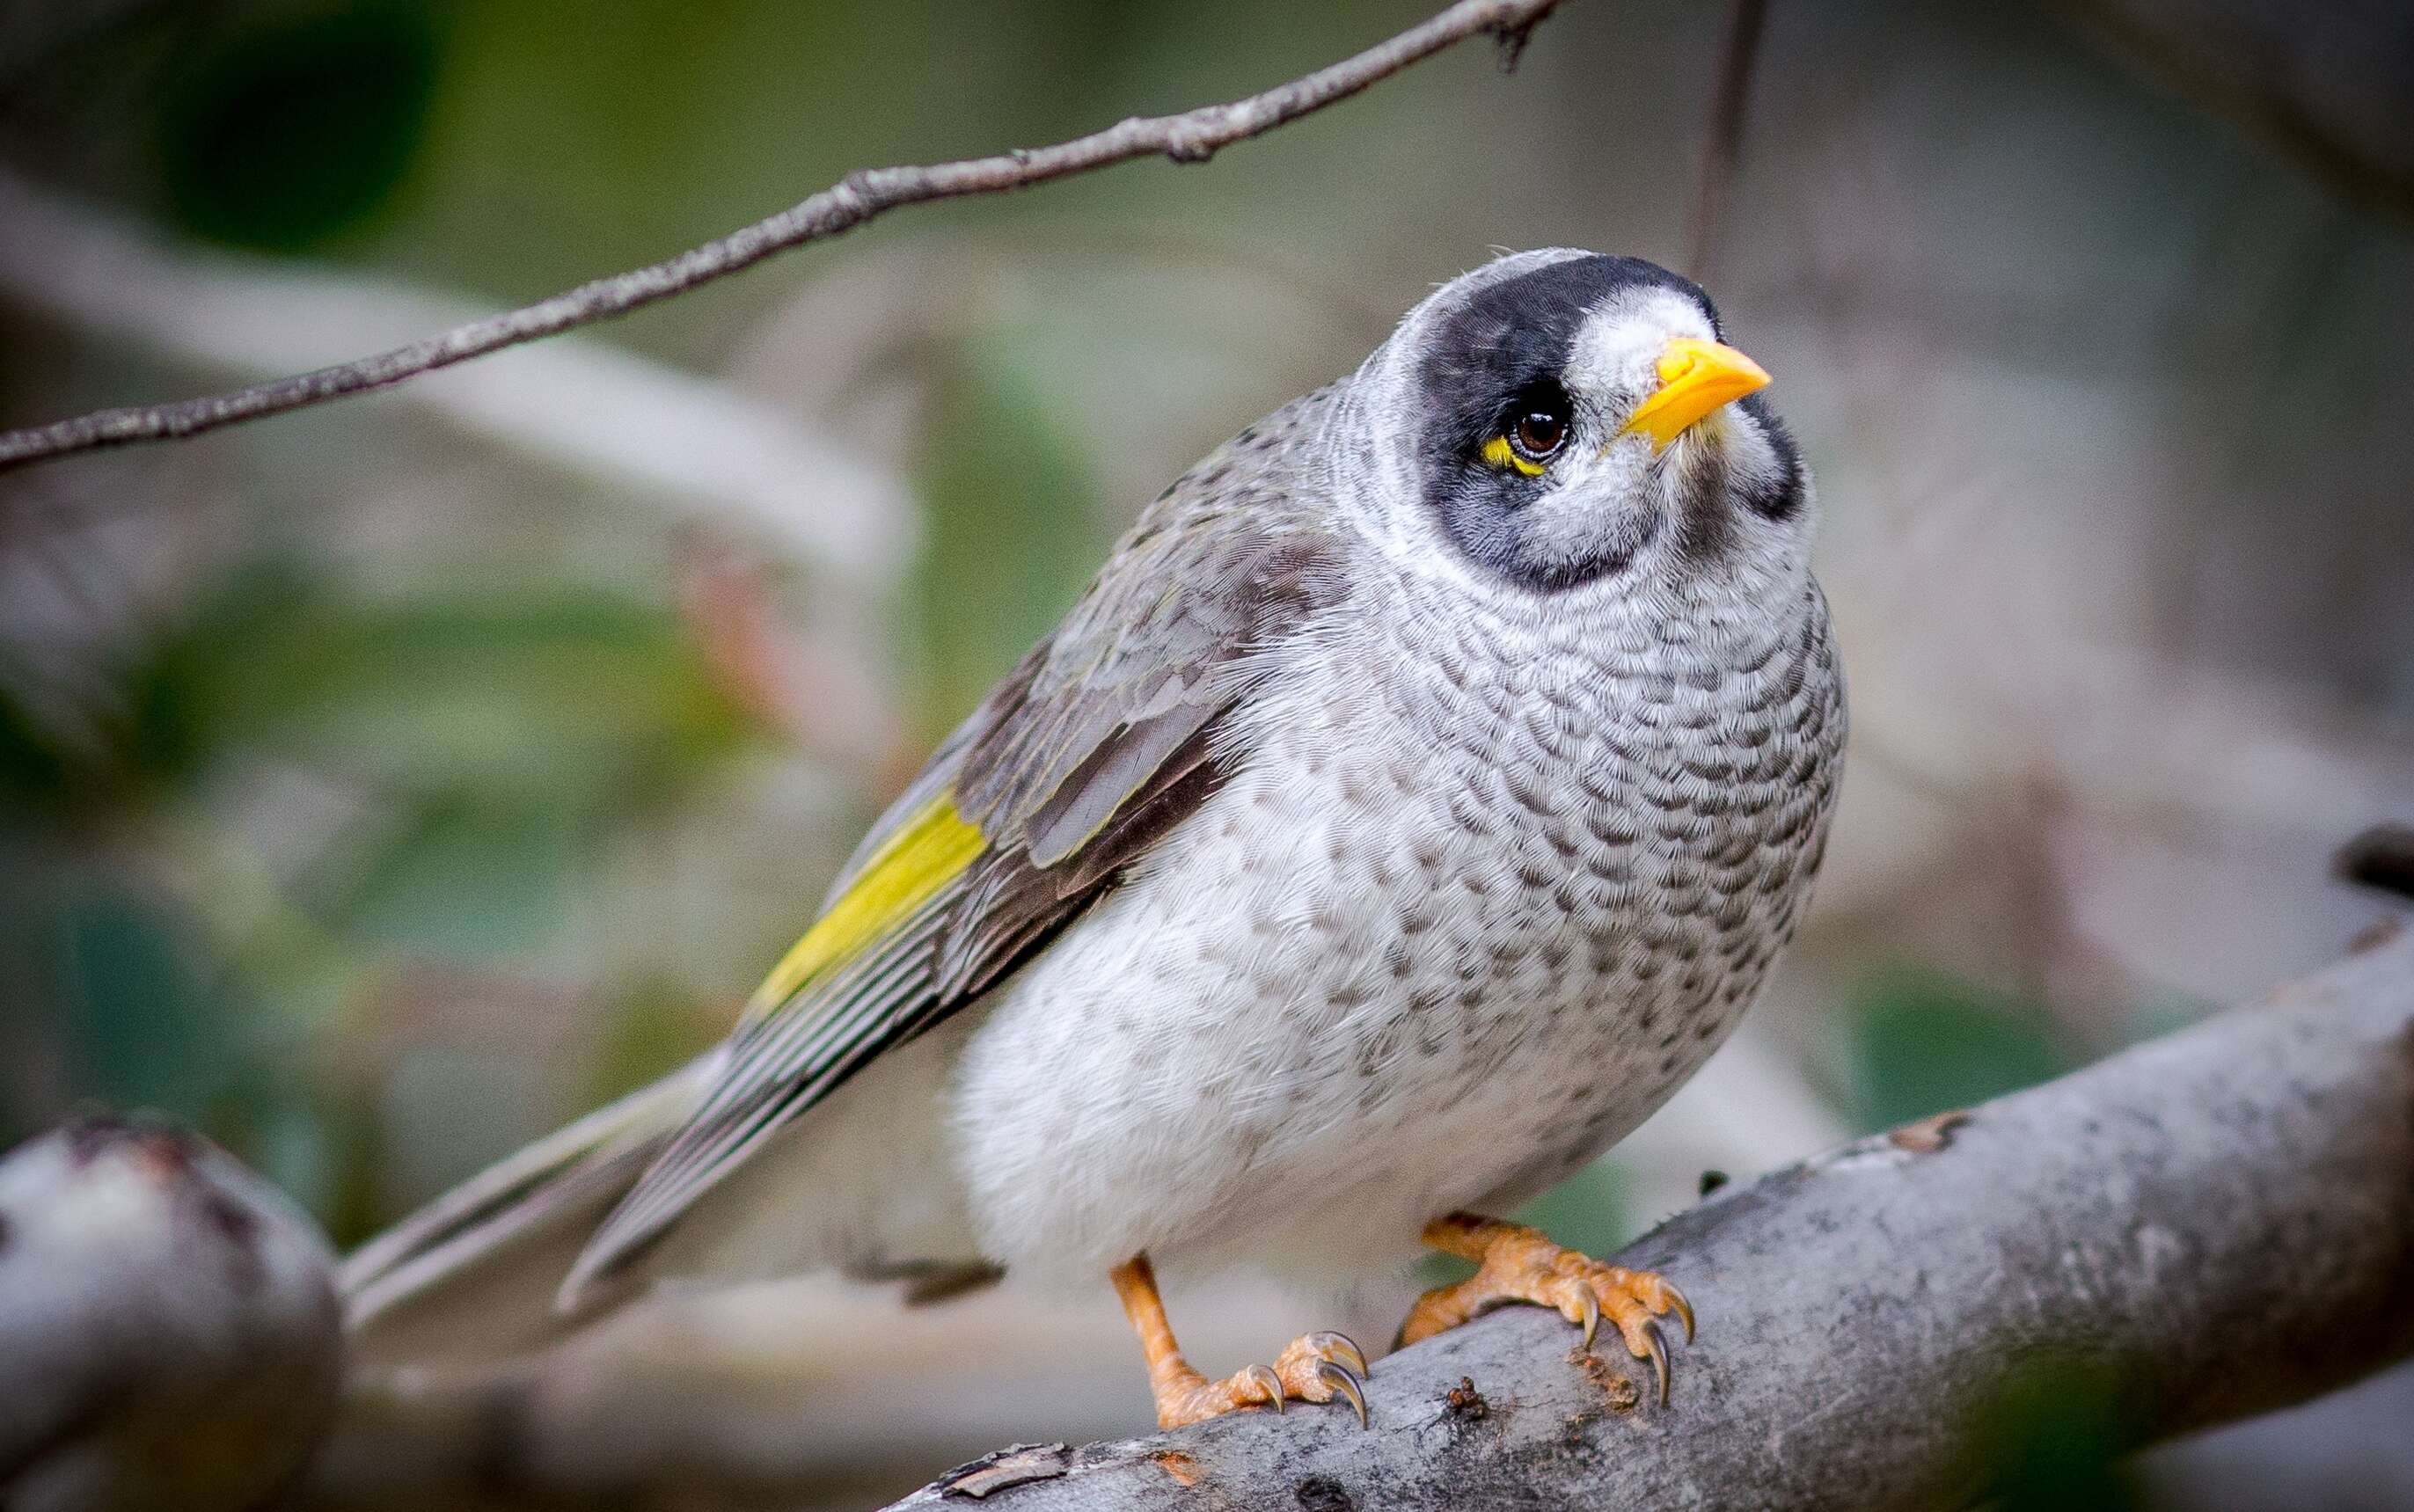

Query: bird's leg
left=1108, top=1253, right=1368, bottom=1429
left=1399, top=1211, right=1695, bottom=1404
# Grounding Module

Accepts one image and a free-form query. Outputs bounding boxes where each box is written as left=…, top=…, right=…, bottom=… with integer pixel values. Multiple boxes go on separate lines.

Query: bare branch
left=881, top=931, right=2414, bottom=1510
left=0, top=171, right=914, bottom=580
left=2059, top=0, right=2414, bottom=223
left=0, top=0, right=1564, bottom=476
left=1684, top=0, right=1768, bottom=281
left=0, top=1116, right=341, bottom=1512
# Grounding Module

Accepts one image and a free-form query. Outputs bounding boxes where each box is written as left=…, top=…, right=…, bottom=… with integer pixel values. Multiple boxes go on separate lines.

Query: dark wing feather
left=563, top=391, right=1346, bottom=1296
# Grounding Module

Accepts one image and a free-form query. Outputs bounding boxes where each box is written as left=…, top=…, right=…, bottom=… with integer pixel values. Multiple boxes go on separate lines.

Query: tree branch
left=0, top=0, right=1563, bottom=476
left=0, top=170, right=914, bottom=579
left=1683, top=0, right=1768, bottom=282
left=2058, top=0, right=2414, bottom=223
left=0, top=1116, right=341, bottom=1512
left=884, top=930, right=2414, bottom=1510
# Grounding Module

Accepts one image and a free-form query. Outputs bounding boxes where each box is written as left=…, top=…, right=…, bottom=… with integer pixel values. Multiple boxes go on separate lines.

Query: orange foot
left=1110, top=1254, right=1369, bottom=1429
left=1399, top=1212, right=1695, bottom=1404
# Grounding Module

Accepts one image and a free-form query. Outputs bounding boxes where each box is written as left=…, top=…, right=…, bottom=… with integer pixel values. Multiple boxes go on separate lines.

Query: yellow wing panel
left=742, top=793, right=986, bottom=1023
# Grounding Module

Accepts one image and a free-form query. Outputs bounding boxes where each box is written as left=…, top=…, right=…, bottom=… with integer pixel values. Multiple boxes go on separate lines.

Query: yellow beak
left=1620, top=338, right=1772, bottom=451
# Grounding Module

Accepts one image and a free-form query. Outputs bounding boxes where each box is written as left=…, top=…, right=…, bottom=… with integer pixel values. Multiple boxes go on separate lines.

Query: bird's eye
left=1484, top=382, right=1572, bottom=476
left=1513, top=405, right=1568, bottom=460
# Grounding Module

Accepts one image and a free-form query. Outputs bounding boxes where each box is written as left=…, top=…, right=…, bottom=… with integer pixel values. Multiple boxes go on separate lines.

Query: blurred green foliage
left=0, top=684, right=75, bottom=815
left=582, top=974, right=727, bottom=1111
left=128, top=569, right=752, bottom=953
left=1838, top=967, right=2076, bottom=1133
left=0, top=561, right=761, bottom=1228
left=57, top=886, right=245, bottom=1121
left=1510, top=1155, right=1629, bottom=1263
left=1961, top=1355, right=2141, bottom=1512
left=912, top=326, right=1111, bottom=734
left=158, top=4, right=440, bottom=249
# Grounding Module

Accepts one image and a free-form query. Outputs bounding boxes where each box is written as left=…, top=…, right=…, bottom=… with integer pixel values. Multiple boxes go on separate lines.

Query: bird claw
left=1317, top=1358, right=1371, bottom=1428
left=1664, top=1281, right=1696, bottom=1344
left=1569, top=1268, right=1687, bottom=1406
left=1272, top=1330, right=1374, bottom=1428
left=1639, top=1318, right=1672, bottom=1406
left=1241, top=1362, right=1285, bottom=1413
left=1306, top=1330, right=1369, bottom=1381
left=1400, top=1217, right=1697, bottom=1406
left=1116, top=1256, right=1373, bottom=1429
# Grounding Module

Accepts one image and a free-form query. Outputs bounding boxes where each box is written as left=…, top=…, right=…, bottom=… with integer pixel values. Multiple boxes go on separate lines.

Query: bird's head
left=1351, top=249, right=1810, bottom=615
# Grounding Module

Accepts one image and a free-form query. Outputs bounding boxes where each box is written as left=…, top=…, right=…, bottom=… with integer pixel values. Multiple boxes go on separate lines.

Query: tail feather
left=340, top=1055, right=715, bottom=1369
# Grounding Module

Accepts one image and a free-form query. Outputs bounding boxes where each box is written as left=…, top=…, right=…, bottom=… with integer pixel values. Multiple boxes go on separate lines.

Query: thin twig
left=0, top=0, right=1565, bottom=475
left=2058, top=0, right=2414, bottom=223
left=1685, top=0, right=1768, bottom=281
left=0, top=171, right=914, bottom=576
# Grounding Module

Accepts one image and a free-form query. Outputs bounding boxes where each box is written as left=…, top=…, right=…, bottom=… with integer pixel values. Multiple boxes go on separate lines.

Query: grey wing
left=560, top=390, right=1348, bottom=1300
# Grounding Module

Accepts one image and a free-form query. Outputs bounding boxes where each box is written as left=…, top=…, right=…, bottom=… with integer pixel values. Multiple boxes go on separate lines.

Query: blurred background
left=3, top=0, right=2411, bottom=1507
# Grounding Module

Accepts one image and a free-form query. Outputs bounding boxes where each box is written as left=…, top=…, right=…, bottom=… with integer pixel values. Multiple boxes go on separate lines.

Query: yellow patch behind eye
left=1481, top=435, right=1547, bottom=478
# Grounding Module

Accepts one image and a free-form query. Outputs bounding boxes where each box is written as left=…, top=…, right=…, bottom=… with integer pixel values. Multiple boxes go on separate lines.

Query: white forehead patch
left=1562, top=288, right=1719, bottom=401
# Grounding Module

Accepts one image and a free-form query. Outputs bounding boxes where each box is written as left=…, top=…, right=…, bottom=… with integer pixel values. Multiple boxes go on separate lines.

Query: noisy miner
left=344, top=248, right=1845, bottom=1428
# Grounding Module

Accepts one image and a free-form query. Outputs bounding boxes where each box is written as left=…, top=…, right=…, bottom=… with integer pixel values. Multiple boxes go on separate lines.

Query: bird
left=341, top=247, right=1846, bottom=1430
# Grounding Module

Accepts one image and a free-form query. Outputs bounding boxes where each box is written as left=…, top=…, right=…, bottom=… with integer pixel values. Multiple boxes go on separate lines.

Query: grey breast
left=1334, top=566, right=1845, bottom=1202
